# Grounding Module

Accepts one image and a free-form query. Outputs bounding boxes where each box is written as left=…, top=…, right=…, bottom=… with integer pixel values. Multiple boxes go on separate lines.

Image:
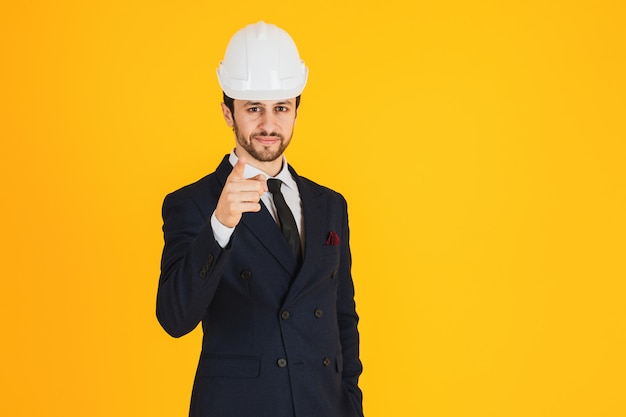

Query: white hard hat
left=217, top=21, right=308, bottom=100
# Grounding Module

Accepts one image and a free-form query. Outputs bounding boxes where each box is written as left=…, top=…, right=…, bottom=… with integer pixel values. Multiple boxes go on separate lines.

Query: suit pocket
left=336, top=354, right=344, bottom=373
left=197, top=354, right=260, bottom=378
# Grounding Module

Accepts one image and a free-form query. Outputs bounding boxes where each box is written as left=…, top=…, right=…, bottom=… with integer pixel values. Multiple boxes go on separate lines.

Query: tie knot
left=267, top=178, right=282, bottom=194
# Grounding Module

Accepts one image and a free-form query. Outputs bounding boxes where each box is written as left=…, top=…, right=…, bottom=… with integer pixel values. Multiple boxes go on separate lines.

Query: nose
left=258, top=111, right=278, bottom=133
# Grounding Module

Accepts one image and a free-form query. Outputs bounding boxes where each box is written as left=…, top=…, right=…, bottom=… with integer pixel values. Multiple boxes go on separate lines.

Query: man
left=156, top=21, right=363, bottom=417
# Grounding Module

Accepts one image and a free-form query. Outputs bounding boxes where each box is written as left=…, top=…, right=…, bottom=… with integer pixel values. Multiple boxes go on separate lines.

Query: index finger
left=230, top=156, right=247, bottom=180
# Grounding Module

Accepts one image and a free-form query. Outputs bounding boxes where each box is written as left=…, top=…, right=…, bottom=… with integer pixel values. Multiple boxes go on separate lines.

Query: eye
left=275, top=106, right=288, bottom=112
left=246, top=106, right=263, bottom=113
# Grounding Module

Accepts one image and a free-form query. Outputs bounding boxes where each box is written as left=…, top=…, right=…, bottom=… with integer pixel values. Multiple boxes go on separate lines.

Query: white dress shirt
left=210, top=151, right=304, bottom=249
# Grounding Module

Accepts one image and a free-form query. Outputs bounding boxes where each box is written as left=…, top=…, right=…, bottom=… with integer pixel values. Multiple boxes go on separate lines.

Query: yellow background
left=1, top=1, right=625, bottom=416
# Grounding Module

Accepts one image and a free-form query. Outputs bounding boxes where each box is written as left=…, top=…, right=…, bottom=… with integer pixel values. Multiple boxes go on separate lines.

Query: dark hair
left=223, top=92, right=301, bottom=121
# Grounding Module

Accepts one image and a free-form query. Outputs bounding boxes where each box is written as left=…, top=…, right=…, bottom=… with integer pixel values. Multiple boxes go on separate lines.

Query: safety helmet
left=217, top=21, right=308, bottom=100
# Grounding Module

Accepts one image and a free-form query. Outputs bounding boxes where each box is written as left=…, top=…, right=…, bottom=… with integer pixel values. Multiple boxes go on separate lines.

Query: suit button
left=240, top=270, right=252, bottom=279
left=331, top=270, right=337, bottom=279
left=314, top=309, right=323, bottom=318
left=199, top=264, right=209, bottom=278
left=281, top=311, right=290, bottom=320
left=323, top=357, right=331, bottom=367
left=277, top=358, right=287, bottom=368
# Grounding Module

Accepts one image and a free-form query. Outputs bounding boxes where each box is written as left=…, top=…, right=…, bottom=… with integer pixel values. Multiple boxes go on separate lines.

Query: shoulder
left=297, top=175, right=348, bottom=206
left=165, top=173, right=217, bottom=201
left=164, top=156, right=231, bottom=205
left=162, top=172, right=224, bottom=221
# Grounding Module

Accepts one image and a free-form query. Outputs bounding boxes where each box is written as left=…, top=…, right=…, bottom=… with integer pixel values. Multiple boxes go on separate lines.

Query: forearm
left=157, top=221, right=230, bottom=337
left=156, top=194, right=230, bottom=337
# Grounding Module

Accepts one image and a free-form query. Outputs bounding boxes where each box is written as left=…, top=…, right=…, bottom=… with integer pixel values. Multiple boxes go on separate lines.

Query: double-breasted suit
left=157, top=155, right=363, bottom=417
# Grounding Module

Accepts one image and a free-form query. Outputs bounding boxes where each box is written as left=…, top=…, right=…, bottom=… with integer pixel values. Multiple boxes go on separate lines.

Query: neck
left=251, top=160, right=283, bottom=177
left=234, top=149, right=284, bottom=177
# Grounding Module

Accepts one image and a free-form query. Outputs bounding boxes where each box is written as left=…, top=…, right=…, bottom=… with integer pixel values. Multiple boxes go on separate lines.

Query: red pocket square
left=326, top=231, right=340, bottom=246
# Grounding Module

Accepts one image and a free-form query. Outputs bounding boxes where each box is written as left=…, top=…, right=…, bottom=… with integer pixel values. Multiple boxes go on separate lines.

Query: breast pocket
left=318, top=248, right=340, bottom=271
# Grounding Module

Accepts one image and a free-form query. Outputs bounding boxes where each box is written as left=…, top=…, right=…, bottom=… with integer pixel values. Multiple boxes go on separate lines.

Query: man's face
left=222, top=99, right=297, bottom=164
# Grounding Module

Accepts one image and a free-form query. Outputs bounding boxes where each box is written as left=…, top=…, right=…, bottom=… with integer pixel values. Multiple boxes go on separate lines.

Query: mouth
left=253, top=136, right=280, bottom=146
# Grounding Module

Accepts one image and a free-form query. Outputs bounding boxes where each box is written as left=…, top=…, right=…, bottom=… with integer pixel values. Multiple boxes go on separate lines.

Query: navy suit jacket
left=157, top=155, right=363, bottom=417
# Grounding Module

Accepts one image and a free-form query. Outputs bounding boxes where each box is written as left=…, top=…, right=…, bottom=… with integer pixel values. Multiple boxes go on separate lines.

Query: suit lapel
left=283, top=171, right=327, bottom=304
left=240, top=207, right=300, bottom=274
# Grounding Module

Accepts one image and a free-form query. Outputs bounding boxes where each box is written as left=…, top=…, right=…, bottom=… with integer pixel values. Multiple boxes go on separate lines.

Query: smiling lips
left=254, top=135, right=280, bottom=145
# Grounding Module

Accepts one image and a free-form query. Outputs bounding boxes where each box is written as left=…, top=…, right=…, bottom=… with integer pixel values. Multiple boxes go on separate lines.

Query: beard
left=234, top=122, right=291, bottom=163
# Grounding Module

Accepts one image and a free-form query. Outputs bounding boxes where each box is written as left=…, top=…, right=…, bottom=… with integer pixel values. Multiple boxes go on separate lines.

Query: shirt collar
left=228, top=150, right=298, bottom=192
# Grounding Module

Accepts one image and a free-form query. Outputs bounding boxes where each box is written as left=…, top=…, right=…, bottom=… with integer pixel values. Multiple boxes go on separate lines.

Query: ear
left=221, top=103, right=234, bottom=128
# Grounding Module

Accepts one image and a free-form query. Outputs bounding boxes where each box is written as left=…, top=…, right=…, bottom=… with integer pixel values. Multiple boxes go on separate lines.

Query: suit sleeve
left=336, top=196, right=364, bottom=416
left=156, top=190, right=231, bottom=338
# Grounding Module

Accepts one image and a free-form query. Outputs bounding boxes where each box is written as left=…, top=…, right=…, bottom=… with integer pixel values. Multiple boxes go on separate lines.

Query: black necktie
left=267, top=178, right=301, bottom=263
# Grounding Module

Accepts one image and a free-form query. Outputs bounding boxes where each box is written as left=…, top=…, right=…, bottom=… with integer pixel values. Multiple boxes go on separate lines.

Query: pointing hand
left=215, top=157, right=268, bottom=228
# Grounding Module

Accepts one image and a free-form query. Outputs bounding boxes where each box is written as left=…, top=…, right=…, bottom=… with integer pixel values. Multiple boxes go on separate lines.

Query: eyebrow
left=243, top=100, right=293, bottom=107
